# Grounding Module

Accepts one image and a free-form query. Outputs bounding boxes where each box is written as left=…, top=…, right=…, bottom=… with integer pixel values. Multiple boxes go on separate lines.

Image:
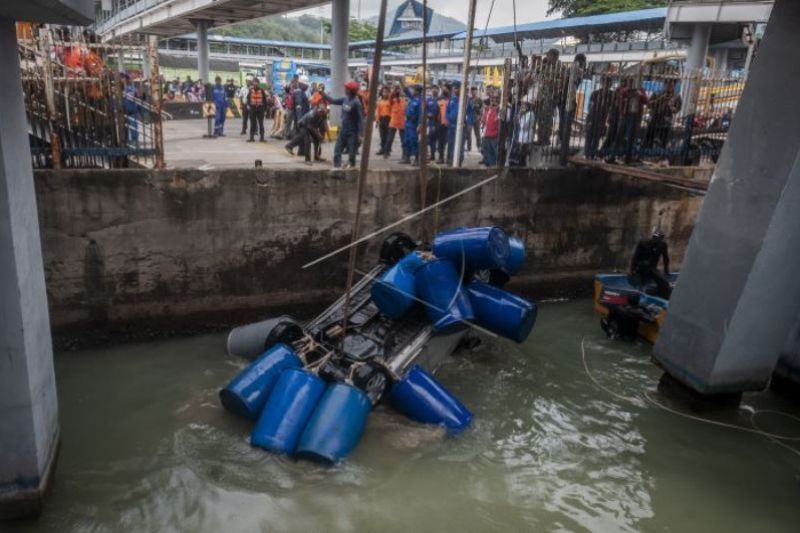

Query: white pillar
left=330, top=0, right=350, bottom=125
left=196, top=20, right=210, bottom=83
left=0, top=19, right=59, bottom=519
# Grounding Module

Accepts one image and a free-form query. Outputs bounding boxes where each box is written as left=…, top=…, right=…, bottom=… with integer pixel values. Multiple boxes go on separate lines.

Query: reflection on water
left=7, top=300, right=800, bottom=533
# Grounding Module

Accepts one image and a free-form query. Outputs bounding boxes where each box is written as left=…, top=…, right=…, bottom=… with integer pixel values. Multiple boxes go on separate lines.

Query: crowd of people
left=195, top=72, right=511, bottom=170
left=185, top=48, right=735, bottom=170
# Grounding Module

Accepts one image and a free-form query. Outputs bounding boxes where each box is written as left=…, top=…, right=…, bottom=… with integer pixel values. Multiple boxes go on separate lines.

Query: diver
left=629, top=230, right=672, bottom=299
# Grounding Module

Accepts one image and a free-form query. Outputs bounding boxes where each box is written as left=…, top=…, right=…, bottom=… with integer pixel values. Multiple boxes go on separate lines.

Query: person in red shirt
left=480, top=97, right=500, bottom=166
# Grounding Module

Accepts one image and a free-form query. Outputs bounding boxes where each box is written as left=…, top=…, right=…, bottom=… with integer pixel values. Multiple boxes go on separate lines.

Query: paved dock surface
left=164, top=119, right=485, bottom=170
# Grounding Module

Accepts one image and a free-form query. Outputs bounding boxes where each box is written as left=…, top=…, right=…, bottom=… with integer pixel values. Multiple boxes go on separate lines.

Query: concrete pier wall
left=33, top=167, right=702, bottom=345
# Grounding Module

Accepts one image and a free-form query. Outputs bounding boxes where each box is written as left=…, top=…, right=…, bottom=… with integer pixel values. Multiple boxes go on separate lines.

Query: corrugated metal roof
left=453, top=7, right=668, bottom=42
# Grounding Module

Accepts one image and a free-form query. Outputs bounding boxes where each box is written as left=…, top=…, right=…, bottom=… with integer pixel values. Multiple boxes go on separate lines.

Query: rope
left=579, top=337, right=800, bottom=458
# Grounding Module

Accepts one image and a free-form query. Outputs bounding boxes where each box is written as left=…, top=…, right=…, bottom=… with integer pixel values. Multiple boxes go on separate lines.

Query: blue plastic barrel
left=371, top=252, right=425, bottom=319
left=504, top=237, right=526, bottom=275
left=432, top=227, right=510, bottom=271
left=250, top=368, right=326, bottom=454
left=295, top=383, right=372, bottom=464
left=415, top=259, right=475, bottom=333
left=389, top=365, right=472, bottom=434
left=465, top=281, right=537, bottom=343
left=219, top=343, right=302, bottom=420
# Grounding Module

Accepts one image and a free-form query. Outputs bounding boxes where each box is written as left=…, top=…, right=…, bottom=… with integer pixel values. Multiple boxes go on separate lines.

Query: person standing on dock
left=585, top=76, right=612, bottom=159
left=323, top=80, right=364, bottom=170
left=425, top=85, right=441, bottom=162
left=238, top=79, right=250, bottom=135
left=480, top=96, right=500, bottom=167
left=376, top=87, right=392, bottom=156
left=445, top=80, right=472, bottom=166
left=467, top=86, right=483, bottom=152
left=384, top=85, right=406, bottom=159
left=246, top=78, right=268, bottom=143
left=436, top=85, right=449, bottom=164
left=400, top=83, right=423, bottom=165
left=211, top=77, right=228, bottom=137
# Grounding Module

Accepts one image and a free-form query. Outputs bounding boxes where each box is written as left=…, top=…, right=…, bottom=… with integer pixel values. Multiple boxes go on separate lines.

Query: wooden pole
left=453, top=0, right=477, bottom=168
left=419, top=0, right=429, bottom=243
left=340, top=0, right=390, bottom=346
left=149, top=35, right=165, bottom=169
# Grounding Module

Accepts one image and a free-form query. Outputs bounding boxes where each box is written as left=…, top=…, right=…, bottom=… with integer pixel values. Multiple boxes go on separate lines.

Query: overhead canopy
left=453, top=7, right=668, bottom=43
left=349, top=30, right=462, bottom=50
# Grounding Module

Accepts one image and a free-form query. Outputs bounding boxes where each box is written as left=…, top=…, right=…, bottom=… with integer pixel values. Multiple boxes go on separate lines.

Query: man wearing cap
left=323, top=81, right=364, bottom=170
left=436, top=85, right=449, bottom=164
left=400, top=83, right=423, bottom=165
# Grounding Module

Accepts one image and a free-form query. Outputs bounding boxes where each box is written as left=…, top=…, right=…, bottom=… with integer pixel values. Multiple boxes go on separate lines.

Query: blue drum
left=504, top=237, right=526, bottom=275
left=465, top=281, right=537, bottom=343
left=219, top=343, right=302, bottom=420
left=250, top=368, right=326, bottom=455
left=390, top=365, right=472, bottom=434
left=415, top=259, right=475, bottom=332
left=295, top=383, right=372, bottom=464
left=371, top=252, right=425, bottom=319
left=432, top=227, right=509, bottom=271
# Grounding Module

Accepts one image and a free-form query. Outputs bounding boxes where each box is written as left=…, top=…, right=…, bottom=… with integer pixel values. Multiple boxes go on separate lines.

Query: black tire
left=352, top=362, right=394, bottom=404
left=265, top=318, right=304, bottom=349
left=379, top=232, right=417, bottom=266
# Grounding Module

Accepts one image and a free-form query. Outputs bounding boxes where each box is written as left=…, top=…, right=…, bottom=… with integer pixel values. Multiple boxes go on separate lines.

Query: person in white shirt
left=237, top=81, right=251, bottom=134
left=513, top=100, right=535, bottom=167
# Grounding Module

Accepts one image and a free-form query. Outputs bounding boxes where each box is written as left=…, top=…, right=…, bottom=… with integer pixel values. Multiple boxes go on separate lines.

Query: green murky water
left=6, top=300, right=800, bottom=533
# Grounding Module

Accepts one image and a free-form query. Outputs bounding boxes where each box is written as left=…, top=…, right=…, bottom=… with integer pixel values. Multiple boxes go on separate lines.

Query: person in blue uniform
left=445, top=80, right=473, bottom=166
left=400, top=83, right=423, bottom=165
left=323, top=80, right=364, bottom=170
left=211, top=76, right=227, bottom=136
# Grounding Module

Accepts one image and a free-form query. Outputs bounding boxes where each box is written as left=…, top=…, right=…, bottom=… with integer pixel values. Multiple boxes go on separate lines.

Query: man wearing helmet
left=630, top=229, right=672, bottom=299
left=323, top=80, right=364, bottom=170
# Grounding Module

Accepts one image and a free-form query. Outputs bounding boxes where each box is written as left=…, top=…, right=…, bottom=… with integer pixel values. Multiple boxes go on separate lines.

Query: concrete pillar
left=654, top=0, right=800, bottom=397
left=0, top=19, right=60, bottom=519
left=196, top=19, right=210, bottom=83
left=330, top=0, right=350, bottom=125
left=685, top=23, right=711, bottom=73
left=117, top=48, right=125, bottom=72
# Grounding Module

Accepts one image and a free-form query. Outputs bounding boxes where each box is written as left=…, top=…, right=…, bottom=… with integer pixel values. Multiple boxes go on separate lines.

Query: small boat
left=593, top=272, right=678, bottom=343
left=218, top=227, right=537, bottom=463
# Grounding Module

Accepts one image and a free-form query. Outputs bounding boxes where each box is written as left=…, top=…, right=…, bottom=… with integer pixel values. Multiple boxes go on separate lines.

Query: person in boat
left=629, top=229, right=672, bottom=299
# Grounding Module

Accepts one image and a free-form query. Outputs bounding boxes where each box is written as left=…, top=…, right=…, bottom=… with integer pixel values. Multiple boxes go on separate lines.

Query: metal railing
left=502, top=58, right=743, bottom=168
left=19, top=28, right=164, bottom=169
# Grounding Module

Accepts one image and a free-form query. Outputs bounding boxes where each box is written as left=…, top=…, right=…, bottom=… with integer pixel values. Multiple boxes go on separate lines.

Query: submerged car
left=218, top=227, right=538, bottom=464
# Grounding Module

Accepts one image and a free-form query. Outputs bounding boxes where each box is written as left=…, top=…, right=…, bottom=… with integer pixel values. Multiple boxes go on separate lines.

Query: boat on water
left=593, top=272, right=679, bottom=343
left=218, top=227, right=538, bottom=464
